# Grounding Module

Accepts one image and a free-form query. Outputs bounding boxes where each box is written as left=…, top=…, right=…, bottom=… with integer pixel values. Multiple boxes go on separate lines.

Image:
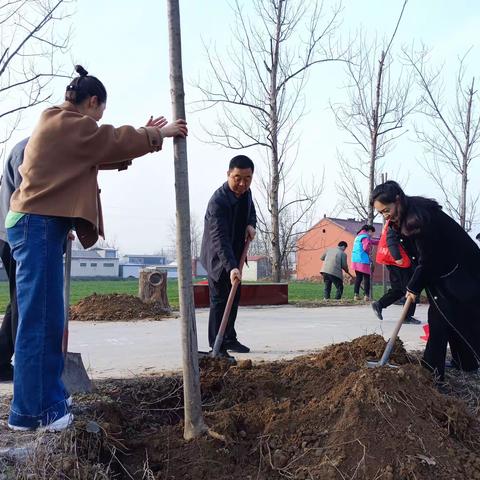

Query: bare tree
left=406, top=48, right=480, bottom=231
left=332, top=0, right=414, bottom=223
left=195, top=0, right=343, bottom=282
left=167, top=0, right=206, bottom=440
left=0, top=0, right=71, bottom=148
left=255, top=173, right=323, bottom=277
left=169, top=212, right=203, bottom=260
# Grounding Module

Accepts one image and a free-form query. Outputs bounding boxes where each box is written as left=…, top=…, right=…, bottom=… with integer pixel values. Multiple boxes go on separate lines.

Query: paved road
left=0, top=304, right=428, bottom=395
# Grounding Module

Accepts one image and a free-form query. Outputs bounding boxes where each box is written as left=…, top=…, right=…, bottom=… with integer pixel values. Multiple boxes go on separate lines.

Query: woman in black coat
left=370, top=181, right=480, bottom=380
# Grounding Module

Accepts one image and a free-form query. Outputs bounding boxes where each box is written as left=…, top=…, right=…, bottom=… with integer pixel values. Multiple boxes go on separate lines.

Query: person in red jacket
left=371, top=222, right=421, bottom=324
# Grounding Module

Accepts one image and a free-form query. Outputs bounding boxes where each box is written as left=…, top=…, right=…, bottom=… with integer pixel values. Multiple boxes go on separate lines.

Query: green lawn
left=0, top=279, right=387, bottom=314
left=0, top=279, right=180, bottom=314
left=287, top=282, right=385, bottom=303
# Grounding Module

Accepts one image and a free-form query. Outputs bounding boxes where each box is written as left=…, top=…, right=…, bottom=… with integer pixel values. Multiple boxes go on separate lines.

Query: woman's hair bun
left=75, top=65, right=88, bottom=76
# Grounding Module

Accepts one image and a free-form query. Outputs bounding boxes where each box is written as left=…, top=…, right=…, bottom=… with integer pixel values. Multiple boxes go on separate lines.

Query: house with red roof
left=296, top=216, right=383, bottom=282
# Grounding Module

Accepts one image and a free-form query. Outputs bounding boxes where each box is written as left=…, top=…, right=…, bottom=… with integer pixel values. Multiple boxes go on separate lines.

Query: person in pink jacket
left=351, top=224, right=379, bottom=301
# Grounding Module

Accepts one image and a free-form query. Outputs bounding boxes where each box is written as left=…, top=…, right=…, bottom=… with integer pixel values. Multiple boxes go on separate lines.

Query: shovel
left=367, top=296, right=414, bottom=368
left=61, top=237, right=93, bottom=393
left=199, top=237, right=251, bottom=363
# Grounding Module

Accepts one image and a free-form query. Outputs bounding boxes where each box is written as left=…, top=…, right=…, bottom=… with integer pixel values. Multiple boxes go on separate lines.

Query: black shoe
left=0, top=364, right=13, bottom=382
left=224, top=340, right=250, bottom=353
left=371, top=301, right=383, bottom=320
left=219, top=349, right=236, bottom=360
left=404, top=316, right=421, bottom=325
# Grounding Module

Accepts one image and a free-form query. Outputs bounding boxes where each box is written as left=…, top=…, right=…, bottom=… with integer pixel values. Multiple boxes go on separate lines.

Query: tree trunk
left=270, top=149, right=281, bottom=282
left=368, top=51, right=386, bottom=225
left=167, top=0, right=207, bottom=440
left=460, top=155, right=468, bottom=230
left=460, top=78, right=474, bottom=231
left=269, top=0, right=283, bottom=283
left=138, top=267, right=170, bottom=311
left=368, top=138, right=376, bottom=225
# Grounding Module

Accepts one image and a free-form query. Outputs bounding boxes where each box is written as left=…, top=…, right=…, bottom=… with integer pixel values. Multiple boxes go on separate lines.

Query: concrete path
left=0, top=304, right=428, bottom=396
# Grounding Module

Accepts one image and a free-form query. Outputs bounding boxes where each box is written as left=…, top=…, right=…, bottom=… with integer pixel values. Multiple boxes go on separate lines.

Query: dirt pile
left=69, top=293, right=170, bottom=321
left=3, top=334, right=480, bottom=479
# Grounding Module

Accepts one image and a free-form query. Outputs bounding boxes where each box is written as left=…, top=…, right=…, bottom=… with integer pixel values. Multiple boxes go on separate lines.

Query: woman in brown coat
left=7, top=65, right=187, bottom=431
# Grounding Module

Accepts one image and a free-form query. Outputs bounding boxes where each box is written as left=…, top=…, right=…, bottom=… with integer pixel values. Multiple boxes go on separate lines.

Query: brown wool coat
left=10, top=102, right=163, bottom=248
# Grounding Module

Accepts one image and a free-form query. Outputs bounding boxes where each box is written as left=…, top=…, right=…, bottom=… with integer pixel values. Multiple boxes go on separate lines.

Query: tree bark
left=167, top=0, right=207, bottom=440
left=138, top=268, right=170, bottom=311
left=269, top=0, right=283, bottom=283
left=460, top=79, right=474, bottom=230
left=368, top=51, right=386, bottom=225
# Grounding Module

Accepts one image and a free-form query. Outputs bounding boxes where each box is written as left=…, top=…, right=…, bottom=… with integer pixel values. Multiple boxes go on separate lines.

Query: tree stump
left=138, top=267, right=171, bottom=312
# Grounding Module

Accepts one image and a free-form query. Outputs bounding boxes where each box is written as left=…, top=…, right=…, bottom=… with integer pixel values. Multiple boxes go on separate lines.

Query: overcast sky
left=4, top=0, right=480, bottom=254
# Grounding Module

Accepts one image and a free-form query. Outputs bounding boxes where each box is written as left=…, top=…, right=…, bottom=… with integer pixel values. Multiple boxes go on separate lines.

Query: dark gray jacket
left=0, top=138, right=28, bottom=241
left=320, top=247, right=348, bottom=279
left=200, top=183, right=256, bottom=281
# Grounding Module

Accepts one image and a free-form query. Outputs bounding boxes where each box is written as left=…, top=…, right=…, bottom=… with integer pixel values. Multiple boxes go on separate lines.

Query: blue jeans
left=7, top=214, right=72, bottom=428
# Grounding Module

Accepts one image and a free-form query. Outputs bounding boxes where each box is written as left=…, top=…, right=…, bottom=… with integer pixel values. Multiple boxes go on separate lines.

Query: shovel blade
left=197, top=350, right=237, bottom=365
left=62, top=352, right=93, bottom=394
left=366, top=360, right=399, bottom=369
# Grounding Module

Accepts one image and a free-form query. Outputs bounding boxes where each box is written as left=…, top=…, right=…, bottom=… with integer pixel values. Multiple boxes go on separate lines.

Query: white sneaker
left=7, top=423, right=35, bottom=431
left=41, top=413, right=74, bottom=432
left=66, top=396, right=73, bottom=407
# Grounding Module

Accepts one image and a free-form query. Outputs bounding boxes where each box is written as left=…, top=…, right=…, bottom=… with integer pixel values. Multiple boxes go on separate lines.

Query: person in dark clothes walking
left=0, top=138, right=28, bottom=382
left=371, top=222, right=421, bottom=324
left=320, top=241, right=350, bottom=299
left=200, top=155, right=256, bottom=358
left=371, top=180, right=480, bottom=381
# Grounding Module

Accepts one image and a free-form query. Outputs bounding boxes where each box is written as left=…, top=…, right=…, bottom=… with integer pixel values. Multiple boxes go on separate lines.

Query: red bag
left=375, top=221, right=411, bottom=268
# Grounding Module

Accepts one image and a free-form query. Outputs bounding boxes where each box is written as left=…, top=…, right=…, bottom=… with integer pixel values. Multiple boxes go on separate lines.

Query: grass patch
left=0, top=279, right=181, bottom=314
left=287, top=281, right=385, bottom=303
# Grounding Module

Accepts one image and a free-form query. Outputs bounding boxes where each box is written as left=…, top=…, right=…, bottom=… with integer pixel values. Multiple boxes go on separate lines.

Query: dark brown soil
left=70, top=293, right=171, bottom=321
left=2, top=334, right=480, bottom=479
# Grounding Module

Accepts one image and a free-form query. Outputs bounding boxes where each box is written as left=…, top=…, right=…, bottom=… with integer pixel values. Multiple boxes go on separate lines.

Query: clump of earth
left=70, top=293, right=170, bottom=321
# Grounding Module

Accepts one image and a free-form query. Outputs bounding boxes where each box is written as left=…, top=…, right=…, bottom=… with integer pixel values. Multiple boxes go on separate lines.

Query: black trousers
left=378, top=265, right=416, bottom=317
left=322, top=273, right=343, bottom=299
left=354, top=271, right=370, bottom=296
left=208, top=270, right=242, bottom=349
left=0, top=239, right=18, bottom=367
left=423, top=289, right=480, bottom=380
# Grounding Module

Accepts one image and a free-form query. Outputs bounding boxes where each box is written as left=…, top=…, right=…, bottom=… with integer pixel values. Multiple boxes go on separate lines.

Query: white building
left=70, top=248, right=119, bottom=278
left=119, top=254, right=167, bottom=279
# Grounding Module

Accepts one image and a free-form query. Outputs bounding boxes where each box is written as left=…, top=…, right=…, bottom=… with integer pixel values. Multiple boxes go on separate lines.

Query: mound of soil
left=70, top=293, right=170, bottom=321
left=2, top=334, right=480, bottom=479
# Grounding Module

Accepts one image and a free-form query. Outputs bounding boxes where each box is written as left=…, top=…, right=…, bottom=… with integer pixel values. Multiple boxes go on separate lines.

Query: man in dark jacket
left=0, top=137, right=28, bottom=381
left=200, top=155, right=256, bottom=358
